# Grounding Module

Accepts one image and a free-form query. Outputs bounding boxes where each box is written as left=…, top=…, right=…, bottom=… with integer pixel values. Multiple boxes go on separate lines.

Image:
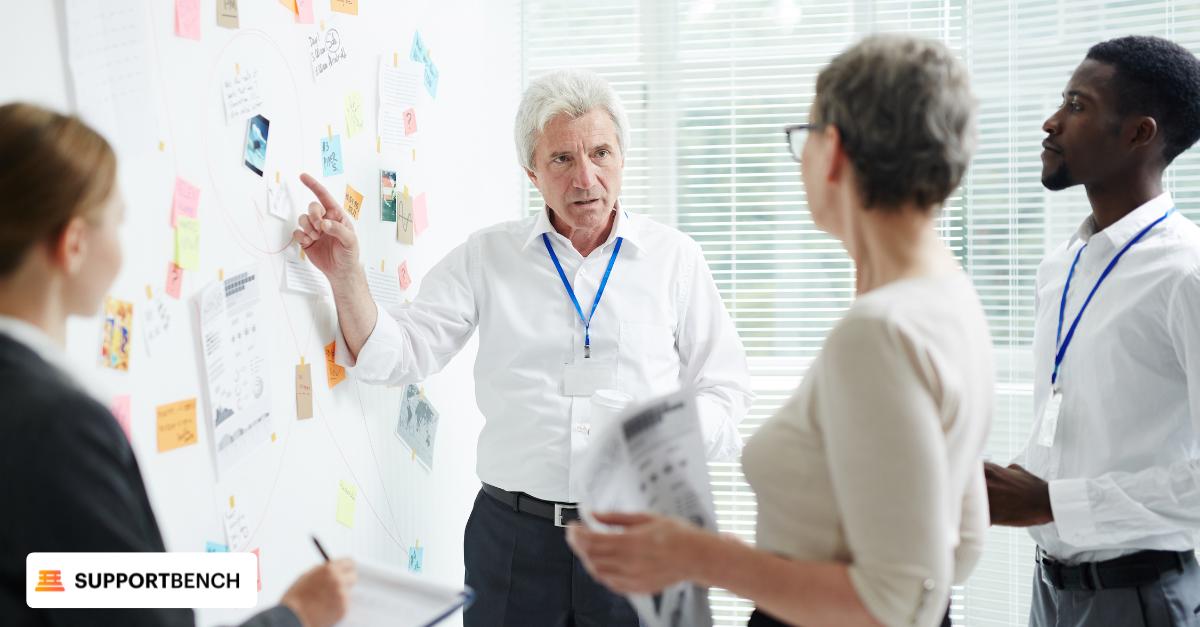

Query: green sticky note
left=336, top=480, right=356, bottom=528
left=174, top=216, right=200, bottom=270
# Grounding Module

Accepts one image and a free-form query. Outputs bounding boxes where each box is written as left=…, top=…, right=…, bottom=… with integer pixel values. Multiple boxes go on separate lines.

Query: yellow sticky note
left=325, top=341, right=345, bottom=388
left=174, top=216, right=200, bottom=270
left=344, top=92, right=365, bottom=138
left=343, top=184, right=363, bottom=220
left=336, top=480, right=356, bottom=527
left=156, top=398, right=198, bottom=453
left=331, top=0, right=358, bottom=15
left=296, top=362, right=313, bottom=419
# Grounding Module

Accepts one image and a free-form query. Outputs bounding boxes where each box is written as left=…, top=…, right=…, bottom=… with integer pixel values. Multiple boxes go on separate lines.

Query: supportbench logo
left=27, top=553, right=257, bottom=608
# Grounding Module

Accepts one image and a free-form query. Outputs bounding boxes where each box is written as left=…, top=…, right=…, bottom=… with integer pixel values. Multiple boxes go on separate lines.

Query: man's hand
left=280, top=558, right=356, bottom=627
left=984, top=462, right=1054, bottom=527
left=292, top=173, right=361, bottom=283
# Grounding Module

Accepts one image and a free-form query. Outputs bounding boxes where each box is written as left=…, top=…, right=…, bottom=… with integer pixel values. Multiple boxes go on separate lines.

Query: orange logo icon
left=35, top=570, right=65, bottom=592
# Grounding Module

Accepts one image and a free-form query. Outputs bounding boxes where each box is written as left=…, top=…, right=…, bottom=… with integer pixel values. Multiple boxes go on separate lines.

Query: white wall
left=1, top=1, right=523, bottom=625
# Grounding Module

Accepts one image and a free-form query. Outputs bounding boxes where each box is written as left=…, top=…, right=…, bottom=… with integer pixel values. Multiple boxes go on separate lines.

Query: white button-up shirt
left=1021, top=192, right=1200, bottom=563
left=335, top=208, right=753, bottom=502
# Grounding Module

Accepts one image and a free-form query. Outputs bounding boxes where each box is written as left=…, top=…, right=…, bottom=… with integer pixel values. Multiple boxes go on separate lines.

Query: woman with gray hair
left=568, top=34, right=993, bottom=627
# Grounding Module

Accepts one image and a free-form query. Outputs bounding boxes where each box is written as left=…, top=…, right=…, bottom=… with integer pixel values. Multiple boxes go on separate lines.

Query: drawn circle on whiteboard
left=203, top=29, right=306, bottom=256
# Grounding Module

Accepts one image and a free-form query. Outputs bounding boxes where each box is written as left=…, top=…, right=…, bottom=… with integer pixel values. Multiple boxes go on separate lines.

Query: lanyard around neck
left=543, top=233, right=624, bottom=359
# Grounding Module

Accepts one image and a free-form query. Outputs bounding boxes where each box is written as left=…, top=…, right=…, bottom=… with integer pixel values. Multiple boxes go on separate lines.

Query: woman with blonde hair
left=568, top=34, right=992, bottom=627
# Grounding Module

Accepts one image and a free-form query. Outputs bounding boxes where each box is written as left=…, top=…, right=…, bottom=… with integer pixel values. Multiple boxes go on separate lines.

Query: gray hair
left=813, top=34, right=977, bottom=210
left=514, top=69, right=630, bottom=171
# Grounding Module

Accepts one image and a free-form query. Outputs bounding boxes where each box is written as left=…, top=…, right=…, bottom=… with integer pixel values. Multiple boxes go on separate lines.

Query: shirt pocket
left=619, top=321, right=679, bottom=388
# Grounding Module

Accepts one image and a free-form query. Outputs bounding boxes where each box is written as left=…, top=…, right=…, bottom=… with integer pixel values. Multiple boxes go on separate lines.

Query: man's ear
left=52, top=216, right=88, bottom=275
left=1129, top=116, right=1160, bottom=152
left=824, top=125, right=847, bottom=183
left=524, top=166, right=539, bottom=187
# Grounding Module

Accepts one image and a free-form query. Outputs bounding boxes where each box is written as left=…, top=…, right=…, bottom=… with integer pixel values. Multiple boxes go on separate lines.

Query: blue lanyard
left=543, top=233, right=624, bottom=359
left=1053, top=207, right=1175, bottom=387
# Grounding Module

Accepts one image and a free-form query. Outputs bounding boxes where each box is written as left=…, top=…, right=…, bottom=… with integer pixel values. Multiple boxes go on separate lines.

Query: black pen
left=312, top=535, right=331, bottom=562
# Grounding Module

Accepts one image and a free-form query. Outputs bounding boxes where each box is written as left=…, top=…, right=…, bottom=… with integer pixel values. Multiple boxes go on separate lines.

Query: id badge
left=1037, top=391, right=1063, bottom=447
left=563, top=360, right=616, bottom=397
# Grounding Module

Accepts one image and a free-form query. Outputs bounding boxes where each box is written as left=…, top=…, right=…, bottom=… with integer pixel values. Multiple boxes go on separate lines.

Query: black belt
left=1037, top=548, right=1193, bottom=590
left=481, top=483, right=580, bottom=527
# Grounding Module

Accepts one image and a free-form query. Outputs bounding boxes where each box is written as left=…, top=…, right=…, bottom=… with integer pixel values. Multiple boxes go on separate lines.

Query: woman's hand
left=566, top=512, right=712, bottom=594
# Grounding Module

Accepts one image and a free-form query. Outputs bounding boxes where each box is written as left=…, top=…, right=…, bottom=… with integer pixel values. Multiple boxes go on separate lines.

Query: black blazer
left=0, top=333, right=298, bottom=627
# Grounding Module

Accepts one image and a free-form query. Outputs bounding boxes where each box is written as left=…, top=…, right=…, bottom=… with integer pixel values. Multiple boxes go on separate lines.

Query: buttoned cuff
left=334, top=302, right=404, bottom=382
left=1049, top=478, right=1095, bottom=545
left=696, top=396, right=743, bottom=462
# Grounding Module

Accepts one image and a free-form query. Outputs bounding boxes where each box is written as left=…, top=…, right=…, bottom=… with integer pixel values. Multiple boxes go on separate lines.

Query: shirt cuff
left=1049, top=477, right=1096, bottom=545
left=696, top=396, right=743, bottom=462
left=334, top=302, right=404, bottom=382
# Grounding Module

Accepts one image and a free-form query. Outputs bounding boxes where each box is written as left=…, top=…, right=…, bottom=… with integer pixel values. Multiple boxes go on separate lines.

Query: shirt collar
left=1072, top=192, right=1175, bottom=248
left=0, top=315, right=108, bottom=405
left=521, top=204, right=642, bottom=256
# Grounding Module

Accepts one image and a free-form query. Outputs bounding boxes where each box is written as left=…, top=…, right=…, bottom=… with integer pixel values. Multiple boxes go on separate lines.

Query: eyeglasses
left=782, top=123, right=821, bottom=163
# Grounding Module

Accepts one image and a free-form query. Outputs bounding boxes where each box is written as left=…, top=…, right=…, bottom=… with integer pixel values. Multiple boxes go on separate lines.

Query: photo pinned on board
left=380, top=169, right=398, bottom=222
left=243, top=114, right=270, bottom=176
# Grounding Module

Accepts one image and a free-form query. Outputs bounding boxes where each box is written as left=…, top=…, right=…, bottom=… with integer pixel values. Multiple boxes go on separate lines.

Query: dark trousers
left=748, top=604, right=951, bottom=626
left=463, top=488, right=640, bottom=627
left=1031, top=552, right=1200, bottom=627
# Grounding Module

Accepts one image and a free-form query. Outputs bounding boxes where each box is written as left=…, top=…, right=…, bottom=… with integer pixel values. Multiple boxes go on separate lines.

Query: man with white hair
left=292, top=69, right=752, bottom=626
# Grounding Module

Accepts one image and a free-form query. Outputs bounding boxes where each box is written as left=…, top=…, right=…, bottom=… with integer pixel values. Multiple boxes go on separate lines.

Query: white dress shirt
left=335, top=208, right=753, bottom=502
left=1021, top=192, right=1200, bottom=563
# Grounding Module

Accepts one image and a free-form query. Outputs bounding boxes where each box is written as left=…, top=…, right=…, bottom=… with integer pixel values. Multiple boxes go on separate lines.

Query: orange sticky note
left=398, top=261, right=412, bottom=291
left=111, top=394, right=132, bottom=441
left=331, top=0, right=358, bottom=15
left=279, top=0, right=298, bottom=14
left=175, top=0, right=201, bottom=40
left=325, top=342, right=345, bottom=388
left=166, top=262, right=184, bottom=299
left=156, top=398, right=198, bottom=453
left=296, top=362, right=313, bottom=419
left=343, top=184, right=363, bottom=220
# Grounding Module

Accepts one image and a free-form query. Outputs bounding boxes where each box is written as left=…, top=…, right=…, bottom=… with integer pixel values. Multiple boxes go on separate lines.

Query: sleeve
left=11, top=394, right=194, bottom=627
left=953, top=465, right=988, bottom=584
left=1047, top=266, right=1200, bottom=545
left=334, top=240, right=480, bottom=385
left=675, top=242, right=754, bottom=462
left=238, top=605, right=301, bottom=627
left=816, top=317, right=953, bottom=627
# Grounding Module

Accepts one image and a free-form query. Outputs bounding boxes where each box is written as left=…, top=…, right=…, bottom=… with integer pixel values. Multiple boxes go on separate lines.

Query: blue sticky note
left=321, top=135, right=344, bottom=177
left=423, top=62, right=439, bottom=99
left=206, top=541, right=229, bottom=552
left=407, top=546, right=423, bottom=573
left=410, top=31, right=428, bottom=65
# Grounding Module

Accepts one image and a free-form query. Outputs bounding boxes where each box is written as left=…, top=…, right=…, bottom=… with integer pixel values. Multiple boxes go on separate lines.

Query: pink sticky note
left=403, top=108, right=418, bottom=136
left=295, top=0, right=314, bottom=23
left=171, top=177, right=201, bottom=227
left=413, top=193, right=428, bottom=237
left=251, top=548, right=262, bottom=590
left=175, top=0, right=201, bottom=40
left=166, top=262, right=184, bottom=299
left=398, top=261, right=412, bottom=290
left=110, top=395, right=132, bottom=441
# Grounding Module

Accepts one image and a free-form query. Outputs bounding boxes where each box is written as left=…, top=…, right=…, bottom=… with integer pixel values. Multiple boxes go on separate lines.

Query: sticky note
left=336, top=480, right=356, bottom=528
left=344, top=91, right=365, bottom=138
left=99, top=297, right=133, bottom=371
left=156, top=398, right=198, bottom=453
left=344, top=184, right=363, bottom=220
left=296, top=362, right=313, bottom=419
left=397, top=189, right=414, bottom=245
left=413, top=192, right=428, bottom=237
left=206, top=541, right=229, bottom=552
left=410, top=31, right=428, bottom=65
left=216, top=0, right=239, bottom=28
left=171, top=177, right=200, bottom=227
left=175, top=0, right=201, bottom=40
left=325, top=341, right=345, bottom=388
left=110, top=395, right=132, bottom=441
left=279, top=0, right=298, bottom=13
left=398, top=261, right=412, bottom=291
left=295, top=0, right=314, bottom=23
left=321, top=135, right=344, bottom=177
left=403, top=108, right=417, bottom=136
left=252, top=548, right=261, bottom=591
left=166, top=262, right=184, bottom=299
left=407, top=545, right=423, bottom=573
left=174, top=216, right=200, bottom=270
left=423, top=63, right=439, bottom=99
left=332, top=0, right=358, bottom=15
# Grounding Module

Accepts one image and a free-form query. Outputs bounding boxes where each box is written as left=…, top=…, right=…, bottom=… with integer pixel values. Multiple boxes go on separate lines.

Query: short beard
left=1041, top=162, right=1074, bottom=191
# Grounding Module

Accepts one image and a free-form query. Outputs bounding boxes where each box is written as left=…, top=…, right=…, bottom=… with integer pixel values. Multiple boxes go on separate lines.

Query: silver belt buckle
left=554, top=503, right=576, bottom=527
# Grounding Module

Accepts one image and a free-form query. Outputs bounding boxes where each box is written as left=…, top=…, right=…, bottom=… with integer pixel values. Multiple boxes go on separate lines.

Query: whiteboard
left=1, top=1, right=522, bottom=625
